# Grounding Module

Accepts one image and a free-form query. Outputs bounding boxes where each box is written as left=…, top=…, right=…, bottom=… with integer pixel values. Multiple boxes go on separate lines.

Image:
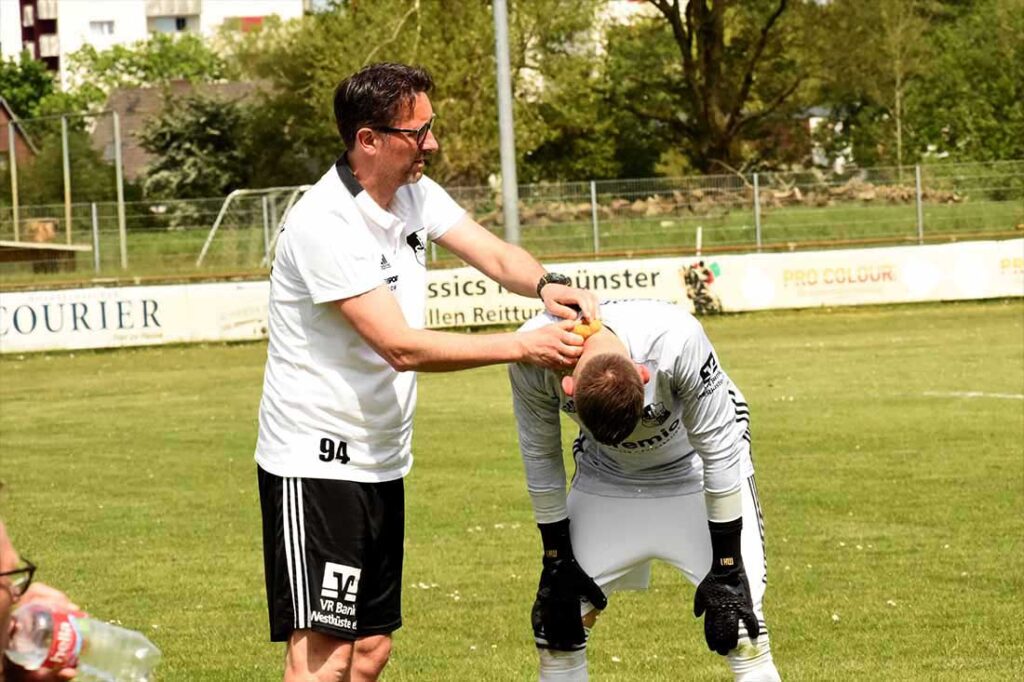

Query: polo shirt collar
left=334, top=154, right=402, bottom=231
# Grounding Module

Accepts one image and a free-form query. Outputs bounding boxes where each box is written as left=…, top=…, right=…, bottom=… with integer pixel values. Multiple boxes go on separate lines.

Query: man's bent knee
left=351, top=634, right=392, bottom=681
left=285, top=629, right=355, bottom=682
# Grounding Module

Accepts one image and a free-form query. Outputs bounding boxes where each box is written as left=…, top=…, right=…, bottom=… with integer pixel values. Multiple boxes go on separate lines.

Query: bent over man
left=254, top=62, right=598, bottom=682
left=509, top=299, right=781, bottom=681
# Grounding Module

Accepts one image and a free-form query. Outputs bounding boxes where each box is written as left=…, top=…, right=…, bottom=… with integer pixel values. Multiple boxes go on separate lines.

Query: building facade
left=3, top=0, right=307, bottom=85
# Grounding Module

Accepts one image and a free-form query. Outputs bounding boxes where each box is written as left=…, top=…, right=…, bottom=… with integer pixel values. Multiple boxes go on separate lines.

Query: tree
left=816, top=0, right=934, bottom=173
left=67, top=33, right=231, bottom=95
left=910, top=0, right=1024, bottom=162
left=227, top=0, right=605, bottom=186
left=0, top=54, right=122, bottom=209
left=0, top=52, right=56, bottom=118
left=618, top=0, right=818, bottom=173
left=13, top=129, right=120, bottom=206
left=137, top=94, right=249, bottom=199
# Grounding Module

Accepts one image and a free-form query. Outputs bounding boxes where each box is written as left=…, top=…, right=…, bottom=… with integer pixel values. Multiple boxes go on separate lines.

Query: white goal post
left=195, top=185, right=311, bottom=267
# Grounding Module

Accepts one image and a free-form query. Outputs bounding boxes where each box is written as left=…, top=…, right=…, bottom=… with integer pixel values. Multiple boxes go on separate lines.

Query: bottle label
left=43, top=610, right=81, bottom=669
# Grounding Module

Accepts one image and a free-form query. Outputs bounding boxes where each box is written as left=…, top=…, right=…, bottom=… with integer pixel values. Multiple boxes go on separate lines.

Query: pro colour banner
left=1, top=240, right=1020, bottom=354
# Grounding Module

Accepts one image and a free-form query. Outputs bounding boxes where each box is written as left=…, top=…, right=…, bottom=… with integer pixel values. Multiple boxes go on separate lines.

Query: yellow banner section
left=1, top=240, right=1020, bottom=352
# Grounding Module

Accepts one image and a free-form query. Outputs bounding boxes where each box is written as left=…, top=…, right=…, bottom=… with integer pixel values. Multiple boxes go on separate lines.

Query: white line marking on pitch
left=923, top=391, right=1024, bottom=400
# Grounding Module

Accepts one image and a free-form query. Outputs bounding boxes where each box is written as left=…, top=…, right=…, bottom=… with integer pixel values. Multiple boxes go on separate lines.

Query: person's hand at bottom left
left=4, top=583, right=79, bottom=681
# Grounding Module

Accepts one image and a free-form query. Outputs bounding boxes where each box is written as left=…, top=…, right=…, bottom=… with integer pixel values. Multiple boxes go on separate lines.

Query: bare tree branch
left=361, top=1, right=420, bottom=67
left=728, top=0, right=788, bottom=128
left=620, top=99, right=700, bottom=140
left=708, top=157, right=754, bottom=186
left=732, top=74, right=804, bottom=135
left=649, top=0, right=699, bottom=100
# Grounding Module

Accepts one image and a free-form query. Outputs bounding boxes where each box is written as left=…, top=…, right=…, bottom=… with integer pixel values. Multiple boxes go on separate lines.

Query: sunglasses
left=0, top=557, right=35, bottom=599
left=375, top=114, right=436, bottom=147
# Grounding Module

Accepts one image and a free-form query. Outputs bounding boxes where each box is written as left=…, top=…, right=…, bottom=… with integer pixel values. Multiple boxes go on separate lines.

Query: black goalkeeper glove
left=693, top=518, right=760, bottom=656
left=531, top=519, right=608, bottom=651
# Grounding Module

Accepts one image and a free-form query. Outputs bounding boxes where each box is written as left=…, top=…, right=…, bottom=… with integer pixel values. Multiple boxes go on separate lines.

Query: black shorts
left=258, top=466, right=405, bottom=642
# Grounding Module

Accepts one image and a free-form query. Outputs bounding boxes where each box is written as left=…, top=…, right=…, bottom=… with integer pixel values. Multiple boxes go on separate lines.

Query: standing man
left=254, top=62, right=599, bottom=682
left=509, top=299, right=781, bottom=681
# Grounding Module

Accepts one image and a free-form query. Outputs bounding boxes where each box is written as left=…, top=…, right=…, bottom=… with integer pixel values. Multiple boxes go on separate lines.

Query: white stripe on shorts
left=283, top=478, right=308, bottom=629
left=296, top=479, right=310, bottom=628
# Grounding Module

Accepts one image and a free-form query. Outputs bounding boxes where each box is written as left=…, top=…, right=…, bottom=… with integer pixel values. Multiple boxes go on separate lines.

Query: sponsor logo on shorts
left=310, top=611, right=357, bottom=629
left=697, top=352, right=724, bottom=399
left=322, top=562, right=360, bottom=602
left=312, top=563, right=360, bottom=630
left=380, top=255, right=391, bottom=270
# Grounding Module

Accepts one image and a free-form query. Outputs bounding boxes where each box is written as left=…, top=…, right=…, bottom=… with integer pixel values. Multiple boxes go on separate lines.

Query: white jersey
left=509, top=299, right=754, bottom=523
left=255, top=158, right=466, bottom=482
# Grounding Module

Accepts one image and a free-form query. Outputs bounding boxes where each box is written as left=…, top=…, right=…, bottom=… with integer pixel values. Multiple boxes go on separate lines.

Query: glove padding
left=693, top=565, right=760, bottom=655
left=532, top=554, right=608, bottom=651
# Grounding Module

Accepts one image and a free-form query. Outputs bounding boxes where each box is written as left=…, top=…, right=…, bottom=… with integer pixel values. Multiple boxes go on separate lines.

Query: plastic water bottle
left=5, top=603, right=161, bottom=682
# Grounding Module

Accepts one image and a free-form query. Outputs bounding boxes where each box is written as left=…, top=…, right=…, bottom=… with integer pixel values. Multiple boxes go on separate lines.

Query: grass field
left=1, top=299, right=1022, bottom=680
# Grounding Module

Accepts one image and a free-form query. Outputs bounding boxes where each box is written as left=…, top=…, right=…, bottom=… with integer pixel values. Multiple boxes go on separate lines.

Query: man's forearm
left=475, top=243, right=547, bottom=298
left=383, top=327, right=525, bottom=372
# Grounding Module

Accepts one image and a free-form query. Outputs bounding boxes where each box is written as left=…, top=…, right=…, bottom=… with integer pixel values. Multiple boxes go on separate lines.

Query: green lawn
left=1, top=299, right=1022, bottom=680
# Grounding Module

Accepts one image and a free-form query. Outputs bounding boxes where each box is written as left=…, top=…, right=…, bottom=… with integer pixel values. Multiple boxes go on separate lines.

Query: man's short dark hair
left=333, top=62, right=434, bottom=149
left=574, top=354, right=644, bottom=446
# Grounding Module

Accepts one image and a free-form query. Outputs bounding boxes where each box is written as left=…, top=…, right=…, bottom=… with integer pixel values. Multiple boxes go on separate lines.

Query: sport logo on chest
left=406, top=230, right=427, bottom=266
left=641, top=402, right=670, bottom=427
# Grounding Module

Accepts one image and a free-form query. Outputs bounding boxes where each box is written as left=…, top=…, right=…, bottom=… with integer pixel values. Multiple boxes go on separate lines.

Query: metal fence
left=1, top=159, right=1021, bottom=286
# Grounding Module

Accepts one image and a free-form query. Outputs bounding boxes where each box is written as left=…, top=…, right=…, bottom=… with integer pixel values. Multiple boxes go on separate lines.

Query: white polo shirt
left=255, top=158, right=465, bottom=482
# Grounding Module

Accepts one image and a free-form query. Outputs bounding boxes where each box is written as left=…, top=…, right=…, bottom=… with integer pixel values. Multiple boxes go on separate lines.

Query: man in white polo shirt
left=509, top=299, right=781, bottom=681
left=254, top=62, right=599, bottom=682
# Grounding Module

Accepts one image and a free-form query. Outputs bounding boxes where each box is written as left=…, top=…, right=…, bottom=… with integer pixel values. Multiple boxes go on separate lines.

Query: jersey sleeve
left=670, top=317, right=746, bottom=520
left=416, top=176, right=467, bottom=242
left=508, top=362, right=568, bottom=524
left=288, top=213, right=382, bottom=305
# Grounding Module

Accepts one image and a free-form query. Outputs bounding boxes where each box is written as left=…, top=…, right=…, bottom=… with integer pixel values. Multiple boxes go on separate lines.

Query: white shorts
left=567, top=474, right=768, bottom=625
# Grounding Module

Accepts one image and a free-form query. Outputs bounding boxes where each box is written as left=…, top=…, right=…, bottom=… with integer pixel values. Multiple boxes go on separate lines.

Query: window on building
left=90, top=21, right=115, bottom=37
left=148, top=15, right=195, bottom=33
left=37, top=0, right=58, bottom=20
left=39, top=34, right=60, bottom=58
left=21, top=5, right=34, bottom=28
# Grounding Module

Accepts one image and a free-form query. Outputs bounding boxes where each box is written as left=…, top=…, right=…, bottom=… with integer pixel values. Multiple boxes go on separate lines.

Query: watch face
left=539, top=272, right=571, bottom=297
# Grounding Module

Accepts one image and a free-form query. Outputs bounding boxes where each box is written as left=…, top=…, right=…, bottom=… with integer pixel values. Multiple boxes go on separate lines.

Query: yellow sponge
left=572, top=319, right=603, bottom=339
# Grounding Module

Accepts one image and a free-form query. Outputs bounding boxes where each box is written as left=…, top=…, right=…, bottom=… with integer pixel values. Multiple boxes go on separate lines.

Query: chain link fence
left=1, top=159, right=1021, bottom=286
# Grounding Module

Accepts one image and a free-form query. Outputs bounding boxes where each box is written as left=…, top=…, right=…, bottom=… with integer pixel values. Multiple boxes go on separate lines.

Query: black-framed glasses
left=0, top=557, right=35, bottom=598
left=375, top=114, right=436, bottom=147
